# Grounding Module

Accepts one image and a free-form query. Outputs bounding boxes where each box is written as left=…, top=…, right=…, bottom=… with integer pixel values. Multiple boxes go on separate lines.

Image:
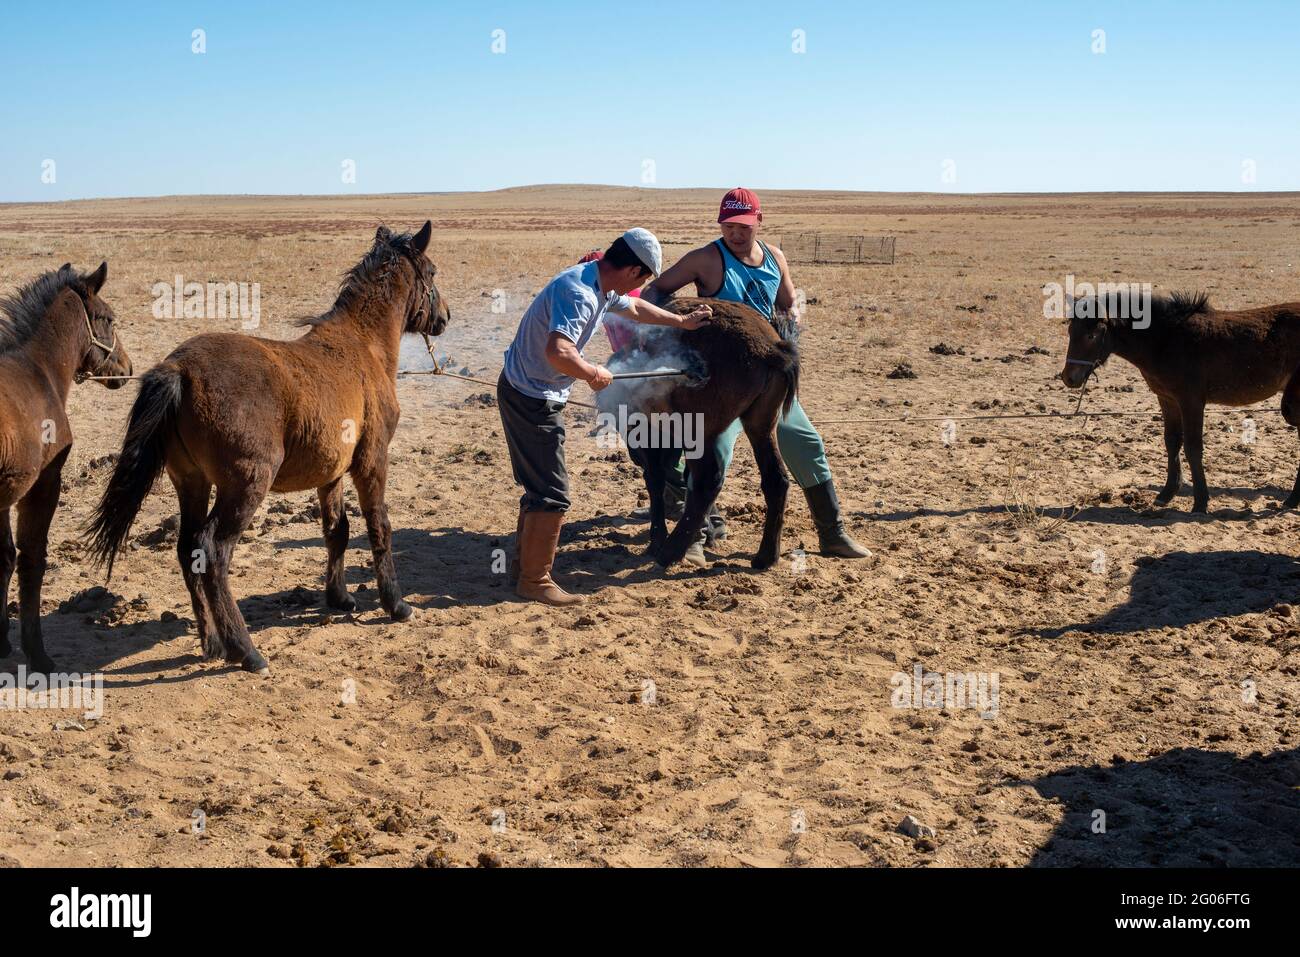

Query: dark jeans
left=497, top=373, right=570, bottom=512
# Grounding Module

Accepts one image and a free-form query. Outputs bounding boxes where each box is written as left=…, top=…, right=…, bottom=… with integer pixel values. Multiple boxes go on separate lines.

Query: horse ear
left=59, top=262, right=73, bottom=274
left=375, top=225, right=393, bottom=244
left=86, top=261, right=108, bottom=294
left=411, top=220, right=432, bottom=256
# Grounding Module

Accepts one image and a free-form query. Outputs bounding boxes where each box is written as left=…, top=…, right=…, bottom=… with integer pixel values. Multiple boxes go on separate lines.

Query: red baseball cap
left=718, top=187, right=761, bottom=226
left=577, top=249, right=603, bottom=264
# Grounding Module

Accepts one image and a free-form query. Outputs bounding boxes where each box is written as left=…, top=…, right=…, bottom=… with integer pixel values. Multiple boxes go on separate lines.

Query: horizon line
left=4, top=183, right=1300, bottom=207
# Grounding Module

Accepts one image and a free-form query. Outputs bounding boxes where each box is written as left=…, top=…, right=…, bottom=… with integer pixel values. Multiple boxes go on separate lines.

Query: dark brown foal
left=1061, top=290, right=1300, bottom=513
left=0, top=262, right=132, bottom=673
left=86, top=223, right=450, bottom=674
left=601, top=297, right=799, bottom=569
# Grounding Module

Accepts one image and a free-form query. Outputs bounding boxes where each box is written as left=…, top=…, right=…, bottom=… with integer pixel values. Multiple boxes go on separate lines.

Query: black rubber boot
left=704, top=502, right=727, bottom=545
left=803, top=479, right=871, bottom=558
left=632, top=480, right=686, bottom=522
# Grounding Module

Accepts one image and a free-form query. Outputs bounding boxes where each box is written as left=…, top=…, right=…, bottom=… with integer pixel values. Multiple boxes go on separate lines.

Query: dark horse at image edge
left=1061, top=290, right=1300, bottom=513
left=85, top=223, right=450, bottom=674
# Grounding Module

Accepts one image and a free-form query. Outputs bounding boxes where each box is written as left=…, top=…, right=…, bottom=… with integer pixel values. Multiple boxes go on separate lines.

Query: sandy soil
left=1, top=188, right=1298, bottom=868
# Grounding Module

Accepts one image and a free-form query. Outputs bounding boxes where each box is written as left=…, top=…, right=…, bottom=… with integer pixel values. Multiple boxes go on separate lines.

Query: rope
left=73, top=369, right=1285, bottom=423
left=814, top=407, right=1282, bottom=425
left=411, top=334, right=598, bottom=410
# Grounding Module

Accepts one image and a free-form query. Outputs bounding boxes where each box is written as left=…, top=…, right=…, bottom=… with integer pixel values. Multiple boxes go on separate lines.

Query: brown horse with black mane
left=1, top=262, right=132, bottom=673
left=601, top=296, right=798, bottom=568
left=86, top=223, right=449, bottom=674
left=1061, top=290, right=1300, bottom=512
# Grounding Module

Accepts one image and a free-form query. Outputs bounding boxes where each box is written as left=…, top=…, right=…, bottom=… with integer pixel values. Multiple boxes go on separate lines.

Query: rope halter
left=72, top=292, right=117, bottom=383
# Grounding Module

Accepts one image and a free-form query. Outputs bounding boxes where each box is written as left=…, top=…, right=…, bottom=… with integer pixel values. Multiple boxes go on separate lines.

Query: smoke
left=596, top=325, right=707, bottom=418
left=398, top=333, right=473, bottom=376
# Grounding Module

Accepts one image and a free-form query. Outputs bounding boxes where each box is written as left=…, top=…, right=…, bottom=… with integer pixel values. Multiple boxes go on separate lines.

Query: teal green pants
left=675, top=397, right=832, bottom=492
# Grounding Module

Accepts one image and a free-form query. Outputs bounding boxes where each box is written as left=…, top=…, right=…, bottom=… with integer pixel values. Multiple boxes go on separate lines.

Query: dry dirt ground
left=1, top=188, right=1298, bottom=868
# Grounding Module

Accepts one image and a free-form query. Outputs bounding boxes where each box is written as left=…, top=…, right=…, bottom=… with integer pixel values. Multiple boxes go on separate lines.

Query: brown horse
left=1, top=262, right=133, bottom=673
left=600, top=297, right=798, bottom=568
left=85, top=223, right=449, bottom=674
left=1060, top=290, right=1300, bottom=512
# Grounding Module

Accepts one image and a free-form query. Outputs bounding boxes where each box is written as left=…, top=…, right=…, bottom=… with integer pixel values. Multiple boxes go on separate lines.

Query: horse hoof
left=1153, top=495, right=1173, bottom=508
left=0, top=639, right=11, bottom=658
left=241, top=651, right=270, bottom=675
left=390, top=601, right=413, bottom=622
left=328, top=592, right=357, bottom=612
left=27, top=654, right=57, bottom=676
left=751, top=553, right=778, bottom=571
left=1280, top=496, right=1300, bottom=511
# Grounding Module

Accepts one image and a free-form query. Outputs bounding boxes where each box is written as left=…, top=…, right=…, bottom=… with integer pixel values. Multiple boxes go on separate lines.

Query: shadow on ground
left=1024, top=746, right=1300, bottom=866
left=1032, top=549, right=1300, bottom=637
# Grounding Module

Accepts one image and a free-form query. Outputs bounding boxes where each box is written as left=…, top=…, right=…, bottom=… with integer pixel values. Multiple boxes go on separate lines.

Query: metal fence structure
left=775, top=233, right=896, bottom=265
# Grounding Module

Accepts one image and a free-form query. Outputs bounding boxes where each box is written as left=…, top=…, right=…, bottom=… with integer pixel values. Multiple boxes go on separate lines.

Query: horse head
left=380, top=221, right=450, bottom=339
left=1059, top=295, right=1114, bottom=389
left=66, top=261, right=132, bottom=389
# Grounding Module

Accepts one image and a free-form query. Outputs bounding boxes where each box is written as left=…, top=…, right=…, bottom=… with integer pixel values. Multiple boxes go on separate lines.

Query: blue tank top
left=712, top=239, right=782, bottom=318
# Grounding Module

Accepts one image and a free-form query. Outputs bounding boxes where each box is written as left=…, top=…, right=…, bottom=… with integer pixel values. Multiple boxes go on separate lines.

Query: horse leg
left=318, top=478, right=355, bottom=610
left=0, top=509, right=14, bottom=659
left=635, top=446, right=670, bottom=559
left=741, top=408, right=790, bottom=571
left=1280, top=366, right=1300, bottom=509
left=351, top=457, right=411, bottom=622
left=1153, top=397, right=1183, bottom=506
left=171, top=471, right=218, bottom=659
left=198, top=471, right=272, bottom=674
left=15, top=451, right=68, bottom=674
left=1179, top=399, right=1209, bottom=513
left=657, top=446, right=723, bottom=568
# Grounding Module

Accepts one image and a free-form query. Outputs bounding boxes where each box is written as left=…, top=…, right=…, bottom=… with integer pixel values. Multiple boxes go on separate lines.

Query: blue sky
left=1, top=0, right=1297, bottom=200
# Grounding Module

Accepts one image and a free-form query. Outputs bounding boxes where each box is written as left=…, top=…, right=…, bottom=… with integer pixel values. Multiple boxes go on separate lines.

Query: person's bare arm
left=614, top=297, right=711, bottom=330
left=770, top=245, right=800, bottom=320
left=545, top=332, right=612, bottom=390
left=642, top=246, right=711, bottom=306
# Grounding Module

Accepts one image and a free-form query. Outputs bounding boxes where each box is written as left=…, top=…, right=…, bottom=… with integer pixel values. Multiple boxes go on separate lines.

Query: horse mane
left=0, top=266, right=88, bottom=354
left=297, top=226, right=418, bottom=328
left=1152, top=291, right=1211, bottom=323
left=1085, top=289, right=1211, bottom=329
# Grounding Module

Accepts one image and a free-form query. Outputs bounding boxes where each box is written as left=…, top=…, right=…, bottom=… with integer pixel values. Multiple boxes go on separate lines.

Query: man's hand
left=587, top=365, right=614, bottom=390
left=678, top=304, right=712, bottom=331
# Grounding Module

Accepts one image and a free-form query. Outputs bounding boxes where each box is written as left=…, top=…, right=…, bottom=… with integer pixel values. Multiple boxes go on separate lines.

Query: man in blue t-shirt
left=499, top=228, right=711, bottom=606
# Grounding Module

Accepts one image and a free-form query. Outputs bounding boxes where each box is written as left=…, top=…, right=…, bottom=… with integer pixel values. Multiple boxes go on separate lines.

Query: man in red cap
left=642, top=187, right=870, bottom=565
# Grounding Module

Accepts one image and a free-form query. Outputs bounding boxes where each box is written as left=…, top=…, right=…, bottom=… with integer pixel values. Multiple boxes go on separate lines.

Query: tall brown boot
left=516, top=510, right=582, bottom=606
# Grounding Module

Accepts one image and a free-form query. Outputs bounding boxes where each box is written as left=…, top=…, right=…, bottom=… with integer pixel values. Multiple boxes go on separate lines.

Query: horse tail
left=768, top=339, right=800, bottom=417
left=84, top=365, right=183, bottom=578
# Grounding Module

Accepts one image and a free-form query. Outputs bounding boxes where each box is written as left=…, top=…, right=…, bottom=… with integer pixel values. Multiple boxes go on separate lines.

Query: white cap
left=621, top=227, right=662, bottom=276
